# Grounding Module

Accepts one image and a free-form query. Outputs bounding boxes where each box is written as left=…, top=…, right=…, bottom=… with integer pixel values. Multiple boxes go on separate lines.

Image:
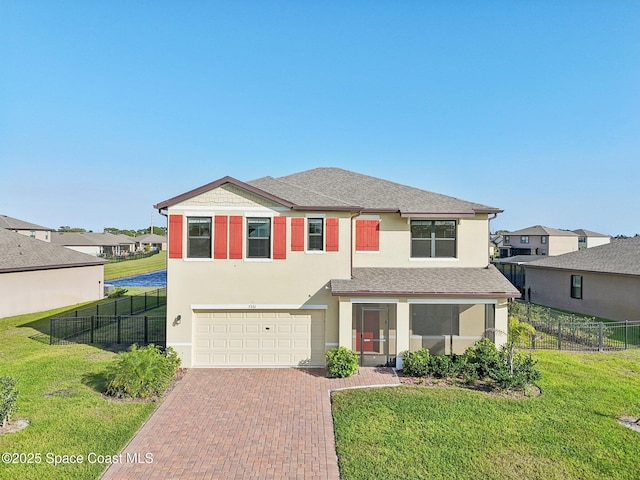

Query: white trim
left=183, top=210, right=216, bottom=217
left=305, top=250, right=325, bottom=255
left=407, top=298, right=497, bottom=305
left=355, top=250, right=380, bottom=254
left=349, top=298, right=399, bottom=304
left=243, top=258, right=273, bottom=263
left=305, top=213, right=326, bottom=219
left=325, top=342, right=339, bottom=347
left=409, top=257, right=459, bottom=262
left=171, top=206, right=289, bottom=212
left=183, top=258, right=214, bottom=262
left=357, top=214, right=380, bottom=220
left=167, top=342, right=192, bottom=347
left=191, top=304, right=329, bottom=310
left=243, top=211, right=273, bottom=218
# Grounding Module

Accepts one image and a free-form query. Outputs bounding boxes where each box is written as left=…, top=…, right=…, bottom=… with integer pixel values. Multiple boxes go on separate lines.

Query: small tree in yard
left=506, top=317, right=536, bottom=374
left=0, top=376, right=19, bottom=428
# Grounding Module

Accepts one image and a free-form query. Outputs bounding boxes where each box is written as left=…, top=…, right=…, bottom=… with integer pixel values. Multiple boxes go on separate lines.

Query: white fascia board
left=407, top=298, right=497, bottom=305
left=191, top=304, right=329, bottom=310
left=349, top=298, right=400, bottom=304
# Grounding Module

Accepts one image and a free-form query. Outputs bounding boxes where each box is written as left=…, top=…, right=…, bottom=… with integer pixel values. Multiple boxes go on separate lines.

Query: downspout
left=350, top=210, right=362, bottom=279
left=487, top=212, right=499, bottom=266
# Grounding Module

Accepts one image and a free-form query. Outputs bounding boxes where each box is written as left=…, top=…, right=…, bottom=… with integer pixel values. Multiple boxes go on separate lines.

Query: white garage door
left=193, top=310, right=325, bottom=367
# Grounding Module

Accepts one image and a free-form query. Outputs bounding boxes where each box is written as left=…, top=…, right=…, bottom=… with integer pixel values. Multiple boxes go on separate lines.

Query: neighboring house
left=0, top=228, right=106, bottom=318
left=500, top=225, right=578, bottom=257
left=524, top=238, right=640, bottom=321
left=572, top=229, right=611, bottom=250
left=492, top=255, right=546, bottom=295
left=135, top=233, right=167, bottom=251
left=0, top=214, right=52, bottom=242
left=51, top=232, right=135, bottom=257
left=490, top=234, right=503, bottom=259
left=154, top=167, right=519, bottom=369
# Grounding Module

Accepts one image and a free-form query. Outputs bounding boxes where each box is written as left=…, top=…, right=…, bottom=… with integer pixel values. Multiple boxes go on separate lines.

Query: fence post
left=144, top=291, right=148, bottom=311
left=130, top=295, right=133, bottom=315
left=625, top=320, right=628, bottom=350
left=598, top=322, right=604, bottom=351
left=96, top=303, right=99, bottom=316
left=90, top=316, right=95, bottom=344
left=144, top=316, right=149, bottom=344
left=117, top=316, right=122, bottom=344
left=557, top=320, right=562, bottom=350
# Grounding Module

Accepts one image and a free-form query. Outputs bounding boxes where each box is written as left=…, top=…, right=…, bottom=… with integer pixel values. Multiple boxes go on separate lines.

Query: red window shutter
left=356, top=219, right=379, bottom=251
left=273, top=216, right=286, bottom=260
left=291, top=218, right=304, bottom=251
left=229, top=216, right=243, bottom=259
left=214, top=215, right=228, bottom=259
left=326, top=218, right=339, bottom=252
left=169, top=214, right=183, bottom=258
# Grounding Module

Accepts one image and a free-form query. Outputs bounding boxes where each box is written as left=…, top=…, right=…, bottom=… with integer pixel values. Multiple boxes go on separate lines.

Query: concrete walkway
left=101, top=367, right=399, bottom=480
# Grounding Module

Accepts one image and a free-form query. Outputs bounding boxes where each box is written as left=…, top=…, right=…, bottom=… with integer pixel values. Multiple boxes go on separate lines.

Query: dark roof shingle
left=331, top=266, right=520, bottom=298
left=0, top=228, right=106, bottom=273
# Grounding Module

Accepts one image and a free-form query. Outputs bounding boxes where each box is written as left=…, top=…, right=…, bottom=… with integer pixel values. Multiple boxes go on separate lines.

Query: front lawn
left=0, top=307, right=159, bottom=480
left=332, top=350, right=640, bottom=480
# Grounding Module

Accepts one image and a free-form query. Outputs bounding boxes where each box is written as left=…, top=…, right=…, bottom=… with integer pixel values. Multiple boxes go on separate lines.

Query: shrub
left=402, top=349, right=431, bottom=377
left=105, top=344, right=181, bottom=399
left=430, top=354, right=466, bottom=378
left=108, top=287, right=129, bottom=298
left=464, top=338, right=502, bottom=380
left=493, top=348, right=541, bottom=391
left=0, top=376, right=19, bottom=427
left=326, top=347, right=359, bottom=378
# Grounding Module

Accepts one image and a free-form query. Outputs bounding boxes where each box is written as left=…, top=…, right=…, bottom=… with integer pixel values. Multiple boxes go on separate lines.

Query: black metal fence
left=60, top=288, right=166, bottom=318
left=510, top=301, right=640, bottom=351
left=100, top=250, right=160, bottom=262
left=50, top=315, right=166, bottom=347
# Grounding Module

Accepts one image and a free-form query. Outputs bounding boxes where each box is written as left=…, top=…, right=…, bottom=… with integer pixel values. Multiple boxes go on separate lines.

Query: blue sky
left=1, top=1, right=638, bottom=235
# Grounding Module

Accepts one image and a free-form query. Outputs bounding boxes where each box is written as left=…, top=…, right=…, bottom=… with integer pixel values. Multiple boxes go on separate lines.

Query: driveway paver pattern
left=101, top=367, right=399, bottom=479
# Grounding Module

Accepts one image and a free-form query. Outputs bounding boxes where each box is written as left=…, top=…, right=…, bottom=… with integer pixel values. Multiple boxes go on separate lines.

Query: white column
left=395, top=301, right=410, bottom=369
left=338, top=298, right=353, bottom=349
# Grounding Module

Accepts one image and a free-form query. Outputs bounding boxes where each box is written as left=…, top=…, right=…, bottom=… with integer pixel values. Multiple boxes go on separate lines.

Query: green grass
left=0, top=307, right=160, bottom=480
left=104, top=251, right=166, bottom=281
left=332, top=350, right=640, bottom=480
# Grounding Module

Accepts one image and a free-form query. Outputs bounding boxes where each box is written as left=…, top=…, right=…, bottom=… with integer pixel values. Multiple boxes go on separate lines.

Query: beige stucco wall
left=0, top=265, right=104, bottom=319
left=548, top=236, right=579, bottom=256
left=166, top=185, right=503, bottom=366
left=14, top=229, right=51, bottom=242
left=586, top=237, right=610, bottom=248
left=353, top=213, right=490, bottom=269
left=526, top=267, right=640, bottom=321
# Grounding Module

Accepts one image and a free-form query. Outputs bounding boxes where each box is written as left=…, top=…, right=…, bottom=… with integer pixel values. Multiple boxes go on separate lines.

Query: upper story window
left=504, top=235, right=510, bottom=244
left=410, top=220, right=456, bottom=258
left=307, top=218, right=324, bottom=251
left=247, top=218, right=271, bottom=258
left=187, top=217, right=211, bottom=258
left=571, top=275, right=583, bottom=299
left=521, top=236, right=529, bottom=244
left=541, top=236, right=547, bottom=244
left=30, top=230, right=36, bottom=238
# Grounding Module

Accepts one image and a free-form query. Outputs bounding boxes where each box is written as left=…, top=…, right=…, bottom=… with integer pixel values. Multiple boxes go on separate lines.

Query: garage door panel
left=193, top=310, right=324, bottom=367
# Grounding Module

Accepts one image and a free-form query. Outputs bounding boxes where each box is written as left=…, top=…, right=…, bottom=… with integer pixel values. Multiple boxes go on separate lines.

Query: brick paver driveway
left=101, top=367, right=399, bottom=479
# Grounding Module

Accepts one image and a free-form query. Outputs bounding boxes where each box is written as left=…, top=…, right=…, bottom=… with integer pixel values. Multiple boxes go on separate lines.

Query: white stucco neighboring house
left=0, top=228, right=106, bottom=318
left=154, top=167, right=520, bottom=369
left=572, top=229, right=611, bottom=250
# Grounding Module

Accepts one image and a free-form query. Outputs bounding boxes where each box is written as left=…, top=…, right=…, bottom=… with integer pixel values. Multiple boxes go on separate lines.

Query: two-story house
left=154, top=168, right=519, bottom=369
left=499, top=225, right=579, bottom=257
left=0, top=214, right=52, bottom=242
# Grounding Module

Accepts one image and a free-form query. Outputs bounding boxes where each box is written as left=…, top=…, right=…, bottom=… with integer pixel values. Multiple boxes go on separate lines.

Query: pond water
left=108, top=269, right=167, bottom=287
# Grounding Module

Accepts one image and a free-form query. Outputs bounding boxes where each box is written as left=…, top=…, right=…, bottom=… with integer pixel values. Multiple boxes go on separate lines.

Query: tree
left=505, top=317, right=536, bottom=374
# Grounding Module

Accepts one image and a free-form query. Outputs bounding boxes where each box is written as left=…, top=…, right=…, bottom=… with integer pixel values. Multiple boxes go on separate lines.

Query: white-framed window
left=247, top=217, right=271, bottom=258
left=410, top=220, right=456, bottom=258
left=521, top=236, right=529, bottom=244
left=187, top=217, right=212, bottom=258
left=307, top=218, right=324, bottom=251
left=571, top=275, right=583, bottom=299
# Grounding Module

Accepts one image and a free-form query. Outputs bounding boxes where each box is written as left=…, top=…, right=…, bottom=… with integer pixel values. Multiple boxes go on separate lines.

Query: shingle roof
left=0, top=228, right=106, bottom=273
left=330, top=266, right=521, bottom=298
left=50, top=232, right=135, bottom=246
left=505, top=225, right=578, bottom=237
left=249, top=168, right=499, bottom=214
left=525, top=237, right=640, bottom=276
left=155, top=168, right=501, bottom=215
left=136, top=233, right=167, bottom=243
left=0, top=214, right=51, bottom=231
left=572, top=229, right=610, bottom=237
